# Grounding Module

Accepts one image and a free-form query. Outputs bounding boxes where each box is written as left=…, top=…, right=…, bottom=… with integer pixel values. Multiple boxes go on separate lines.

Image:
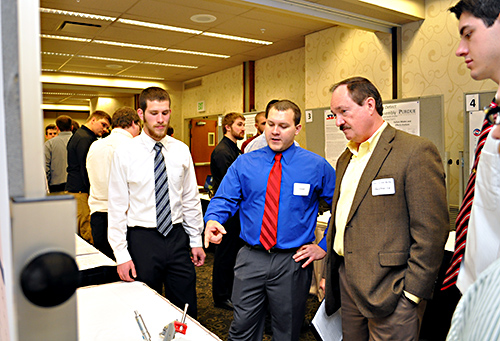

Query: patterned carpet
left=196, top=251, right=321, bottom=341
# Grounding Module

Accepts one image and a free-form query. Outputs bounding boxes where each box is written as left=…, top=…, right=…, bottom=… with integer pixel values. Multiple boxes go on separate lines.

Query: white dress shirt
left=108, top=132, right=204, bottom=264
left=457, top=133, right=500, bottom=293
left=87, top=128, right=134, bottom=214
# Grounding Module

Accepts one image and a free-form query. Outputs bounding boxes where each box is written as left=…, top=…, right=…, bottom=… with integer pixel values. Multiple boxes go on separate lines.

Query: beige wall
left=255, top=48, right=306, bottom=147
left=401, top=0, right=497, bottom=205
left=305, top=26, right=393, bottom=109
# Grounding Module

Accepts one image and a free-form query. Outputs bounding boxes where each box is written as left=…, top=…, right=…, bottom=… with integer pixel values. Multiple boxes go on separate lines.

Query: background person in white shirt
left=108, top=87, right=205, bottom=318
left=86, top=106, right=141, bottom=260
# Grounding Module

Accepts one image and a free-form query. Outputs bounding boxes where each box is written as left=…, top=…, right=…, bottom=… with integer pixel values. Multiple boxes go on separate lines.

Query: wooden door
left=190, top=119, right=217, bottom=186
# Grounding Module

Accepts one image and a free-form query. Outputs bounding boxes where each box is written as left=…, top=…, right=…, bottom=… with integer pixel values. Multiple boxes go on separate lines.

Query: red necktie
left=441, top=102, right=494, bottom=290
left=260, top=153, right=282, bottom=250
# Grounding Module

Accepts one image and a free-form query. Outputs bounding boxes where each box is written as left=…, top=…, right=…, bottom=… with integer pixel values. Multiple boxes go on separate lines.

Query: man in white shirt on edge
left=108, top=87, right=205, bottom=318
left=442, top=0, right=500, bottom=295
left=86, top=107, right=141, bottom=260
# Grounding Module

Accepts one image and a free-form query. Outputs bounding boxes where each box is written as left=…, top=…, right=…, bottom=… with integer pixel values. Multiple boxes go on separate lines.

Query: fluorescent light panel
left=42, top=69, right=165, bottom=81
left=40, top=7, right=115, bottom=21
left=40, top=7, right=273, bottom=45
left=42, top=51, right=198, bottom=69
left=41, top=35, right=229, bottom=58
left=40, top=34, right=91, bottom=42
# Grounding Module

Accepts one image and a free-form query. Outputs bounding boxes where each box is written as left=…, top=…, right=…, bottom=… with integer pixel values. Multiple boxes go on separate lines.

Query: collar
left=140, top=131, right=169, bottom=153
left=110, top=127, right=133, bottom=139
left=347, top=121, right=387, bottom=155
left=263, top=142, right=297, bottom=165
left=80, top=125, right=96, bottom=137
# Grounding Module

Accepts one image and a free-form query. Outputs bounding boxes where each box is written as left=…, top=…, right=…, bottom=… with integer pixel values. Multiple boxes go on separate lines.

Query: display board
left=305, top=95, right=445, bottom=168
left=463, top=91, right=496, bottom=173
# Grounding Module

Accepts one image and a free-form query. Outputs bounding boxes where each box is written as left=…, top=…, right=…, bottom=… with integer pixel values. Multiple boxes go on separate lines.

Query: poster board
left=305, top=95, right=445, bottom=168
left=463, top=91, right=496, bottom=174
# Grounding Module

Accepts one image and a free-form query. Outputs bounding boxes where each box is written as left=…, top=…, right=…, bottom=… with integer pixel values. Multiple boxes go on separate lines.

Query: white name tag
left=371, top=178, right=396, bottom=196
left=293, top=183, right=310, bottom=196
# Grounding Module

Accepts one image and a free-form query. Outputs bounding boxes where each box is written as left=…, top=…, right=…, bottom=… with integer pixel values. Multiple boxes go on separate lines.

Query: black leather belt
left=245, top=243, right=300, bottom=253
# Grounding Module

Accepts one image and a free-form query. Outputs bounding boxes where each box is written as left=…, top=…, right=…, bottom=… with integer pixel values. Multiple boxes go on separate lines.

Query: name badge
left=293, top=183, right=310, bottom=196
left=371, top=178, right=395, bottom=196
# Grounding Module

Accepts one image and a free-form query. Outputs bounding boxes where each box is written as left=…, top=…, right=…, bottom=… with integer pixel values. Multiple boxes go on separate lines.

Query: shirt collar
left=110, top=128, right=133, bottom=139
left=140, top=131, right=169, bottom=153
left=263, top=141, right=297, bottom=164
left=347, top=121, right=387, bottom=156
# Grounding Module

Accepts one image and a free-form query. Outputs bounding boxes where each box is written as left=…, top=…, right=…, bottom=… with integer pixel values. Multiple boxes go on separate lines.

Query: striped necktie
left=442, top=102, right=495, bottom=290
left=154, top=142, right=173, bottom=236
left=260, top=153, right=282, bottom=250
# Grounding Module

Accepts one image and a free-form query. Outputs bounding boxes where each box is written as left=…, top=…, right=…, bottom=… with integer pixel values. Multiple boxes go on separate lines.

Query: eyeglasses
left=484, top=105, right=500, bottom=125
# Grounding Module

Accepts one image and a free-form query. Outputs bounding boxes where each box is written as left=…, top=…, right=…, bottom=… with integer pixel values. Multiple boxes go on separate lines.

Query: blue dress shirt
left=205, top=144, right=336, bottom=249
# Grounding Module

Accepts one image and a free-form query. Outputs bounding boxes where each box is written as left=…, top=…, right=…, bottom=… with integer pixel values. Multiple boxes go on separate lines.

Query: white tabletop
left=77, top=281, right=221, bottom=341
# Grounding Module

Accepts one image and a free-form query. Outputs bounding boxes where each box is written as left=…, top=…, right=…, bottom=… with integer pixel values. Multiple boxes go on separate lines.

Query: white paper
left=311, top=300, right=343, bottom=341
left=383, top=101, right=420, bottom=136
left=324, top=109, right=347, bottom=168
left=469, top=110, right=485, bottom=173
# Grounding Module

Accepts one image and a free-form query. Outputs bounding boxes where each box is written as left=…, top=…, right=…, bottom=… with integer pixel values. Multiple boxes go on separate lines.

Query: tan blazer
left=324, top=125, right=449, bottom=318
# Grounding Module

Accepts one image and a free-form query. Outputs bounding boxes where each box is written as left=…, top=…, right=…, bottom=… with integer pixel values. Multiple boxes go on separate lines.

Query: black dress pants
left=127, top=224, right=198, bottom=318
left=212, top=211, right=244, bottom=303
left=90, top=212, right=115, bottom=261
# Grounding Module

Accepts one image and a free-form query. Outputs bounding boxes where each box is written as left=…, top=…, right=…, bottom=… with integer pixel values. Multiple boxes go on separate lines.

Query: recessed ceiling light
left=106, top=64, right=123, bottom=69
left=190, top=14, right=217, bottom=24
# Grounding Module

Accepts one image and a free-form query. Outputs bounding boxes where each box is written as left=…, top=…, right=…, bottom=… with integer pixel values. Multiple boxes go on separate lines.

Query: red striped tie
left=442, top=102, right=494, bottom=290
left=260, top=153, right=282, bottom=250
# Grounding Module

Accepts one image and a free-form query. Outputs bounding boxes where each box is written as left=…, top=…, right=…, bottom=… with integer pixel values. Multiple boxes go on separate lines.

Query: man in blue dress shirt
left=204, top=99, right=336, bottom=341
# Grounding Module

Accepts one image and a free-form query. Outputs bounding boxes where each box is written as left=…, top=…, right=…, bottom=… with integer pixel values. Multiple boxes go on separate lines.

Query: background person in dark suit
left=322, top=77, right=449, bottom=340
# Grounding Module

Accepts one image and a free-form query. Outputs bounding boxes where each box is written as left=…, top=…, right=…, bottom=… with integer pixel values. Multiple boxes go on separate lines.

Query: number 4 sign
left=466, top=94, right=479, bottom=112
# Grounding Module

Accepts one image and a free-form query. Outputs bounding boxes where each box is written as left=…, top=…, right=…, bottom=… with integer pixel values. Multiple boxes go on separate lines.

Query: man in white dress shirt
left=108, top=87, right=205, bottom=318
left=86, top=107, right=141, bottom=260
left=444, top=0, right=500, bottom=294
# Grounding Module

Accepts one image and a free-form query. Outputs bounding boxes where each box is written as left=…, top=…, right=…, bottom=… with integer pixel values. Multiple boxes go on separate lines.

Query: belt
left=245, top=243, right=300, bottom=253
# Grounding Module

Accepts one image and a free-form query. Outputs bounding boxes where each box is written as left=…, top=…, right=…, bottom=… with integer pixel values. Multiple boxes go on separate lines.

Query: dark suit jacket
left=324, top=124, right=449, bottom=318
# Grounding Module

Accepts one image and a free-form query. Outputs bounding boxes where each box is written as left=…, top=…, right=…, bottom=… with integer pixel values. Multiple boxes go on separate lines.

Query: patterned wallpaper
left=181, top=65, right=243, bottom=119
left=402, top=0, right=497, bottom=205
left=255, top=48, right=306, bottom=147
left=305, top=26, right=393, bottom=109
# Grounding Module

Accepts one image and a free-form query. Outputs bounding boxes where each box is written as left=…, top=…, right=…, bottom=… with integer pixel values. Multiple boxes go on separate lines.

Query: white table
left=75, top=234, right=116, bottom=270
left=77, top=281, right=221, bottom=341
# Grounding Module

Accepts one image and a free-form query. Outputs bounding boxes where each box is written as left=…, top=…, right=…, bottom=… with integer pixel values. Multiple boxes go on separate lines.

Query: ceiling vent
left=57, top=21, right=101, bottom=35
left=184, top=79, right=202, bottom=90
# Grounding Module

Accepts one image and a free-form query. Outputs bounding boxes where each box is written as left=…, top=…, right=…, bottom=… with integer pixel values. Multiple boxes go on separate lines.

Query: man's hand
left=117, top=260, right=136, bottom=282
left=319, top=278, right=326, bottom=293
left=292, top=244, right=327, bottom=268
left=191, top=247, right=206, bottom=267
left=204, top=220, right=226, bottom=248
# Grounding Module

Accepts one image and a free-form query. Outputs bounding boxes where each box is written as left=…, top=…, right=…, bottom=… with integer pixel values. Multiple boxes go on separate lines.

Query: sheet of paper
left=311, top=300, right=343, bottom=341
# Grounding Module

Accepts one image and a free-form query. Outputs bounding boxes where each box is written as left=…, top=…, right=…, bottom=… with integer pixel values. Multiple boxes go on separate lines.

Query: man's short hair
left=139, top=87, right=171, bottom=112
left=55, top=115, right=73, bottom=131
left=222, top=112, right=245, bottom=134
left=255, top=111, right=266, bottom=121
left=45, top=124, right=56, bottom=134
left=167, top=126, right=174, bottom=136
left=330, top=77, right=384, bottom=116
left=269, top=100, right=302, bottom=126
left=449, top=0, right=500, bottom=27
left=112, top=106, right=141, bottom=129
left=265, top=99, right=279, bottom=116
left=86, top=110, right=112, bottom=125
left=71, top=120, right=80, bottom=134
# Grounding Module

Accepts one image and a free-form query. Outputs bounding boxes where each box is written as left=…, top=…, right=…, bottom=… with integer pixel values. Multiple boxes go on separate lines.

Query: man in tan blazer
left=322, top=77, right=449, bottom=340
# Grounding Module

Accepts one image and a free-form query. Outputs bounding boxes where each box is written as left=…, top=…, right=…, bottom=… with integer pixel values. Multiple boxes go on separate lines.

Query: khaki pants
left=70, top=192, right=93, bottom=244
